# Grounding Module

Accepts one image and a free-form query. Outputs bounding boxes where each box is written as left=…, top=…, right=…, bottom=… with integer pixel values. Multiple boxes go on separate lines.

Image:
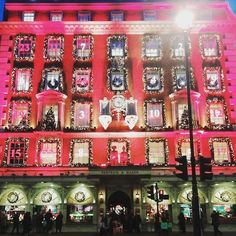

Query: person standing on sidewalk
left=55, top=211, right=63, bottom=234
left=11, top=212, right=20, bottom=234
left=211, top=210, right=223, bottom=236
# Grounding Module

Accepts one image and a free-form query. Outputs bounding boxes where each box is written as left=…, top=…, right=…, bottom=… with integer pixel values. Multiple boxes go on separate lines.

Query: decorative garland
left=69, top=139, right=92, bottom=167
left=144, top=98, right=166, bottom=131
left=206, top=96, right=230, bottom=130
left=44, top=35, right=64, bottom=62
left=14, top=34, right=36, bottom=62
left=177, top=138, right=200, bottom=163
left=107, top=138, right=130, bottom=165
left=145, top=138, right=168, bottom=166
left=39, top=67, right=65, bottom=93
left=8, top=98, right=31, bottom=131
left=203, top=66, right=224, bottom=93
left=70, top=99, right=93, bottom=131
left=72, top=67, right=93, bottom=94
left=11, top=67, right=33, bottom=94
left=107, top=35, right=128, bottom=60
left=73, top=35, right=94, bottom=61
left=107, top=67, right=128, bottom=92
left=199, top=33, right=221, bottom=60
left=209, top=137, right=235, bottom=166
left=142, top=34, right=162, bottom=61
left=36, top=138, right=61, bottom=166
left=171, top=65, right=195, bottom=92
left=3, top=138, right=29, bottom=167
left=143, top=67, right=164, bottom=93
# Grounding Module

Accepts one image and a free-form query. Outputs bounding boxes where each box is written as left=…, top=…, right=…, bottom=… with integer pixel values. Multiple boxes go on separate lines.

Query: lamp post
left=175, top=10, right=202, bottom=236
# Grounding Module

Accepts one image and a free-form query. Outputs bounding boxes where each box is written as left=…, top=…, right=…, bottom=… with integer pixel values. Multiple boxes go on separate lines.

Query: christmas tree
left=41, top=107, right=56, bottom=131
left=179, top=106, right=189, bottom=130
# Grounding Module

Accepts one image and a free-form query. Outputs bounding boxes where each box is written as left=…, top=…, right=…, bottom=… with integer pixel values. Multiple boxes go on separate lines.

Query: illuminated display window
left=178, top=139, right=200, bottom=163
left=108, top=35, right=127, bottom=59
left=200, top=34, right=221, bottom=59
left=204, top=67, right=224, bottom=92
left=44, top=35, right=64, bottom=61
left=210, top=138, right=234, bottom=165
left=42, top=105, right=59, bottom=128
left=142, top=35, right=161, bottom=60
left=171, top=35, right=185, bottom=59
left=110, top=11, right=124, bottom=21
left=209, top=102, right=226, bottom=126
left=144, top=99, right=165, bottom=130
left=9, top=99, right=31, bottom=129
left=50, top=12, right=63, bottom=21
left=143, top=67, right=163, bottom=92
left=22, top=12, right=35, bottom=22
left=71, top=101, right=91, bottom=130
left=14, top=35, right=35, bottom=61
left=108, top=68, right=127, bottom=92
left=143, top=10, right=157, bottom=21
left=73, top=35, right=93, bottom=60
left=12, top=68, right=32, bottom=93
left=146, top=138, right=167, bottom=165
left=108, top=139, right=130, bottom=166
left=38, top=139, right=61, bottom=166
left=72, top=68, right=92, bottom=93
left=70, top=139, right=92, bottom=166
left=5, top=138, right=29, bottom=167
left=78, top=11, right=91, bottom=21
left=40, top=68, right=64, bottom=92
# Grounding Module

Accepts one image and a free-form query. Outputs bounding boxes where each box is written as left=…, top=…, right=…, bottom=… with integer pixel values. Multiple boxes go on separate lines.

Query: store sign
left=89, top=169, right=150, bottom=176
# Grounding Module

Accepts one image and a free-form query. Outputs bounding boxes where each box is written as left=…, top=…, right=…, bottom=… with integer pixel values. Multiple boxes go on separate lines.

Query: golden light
left=175, top=9, right=194, bottom=30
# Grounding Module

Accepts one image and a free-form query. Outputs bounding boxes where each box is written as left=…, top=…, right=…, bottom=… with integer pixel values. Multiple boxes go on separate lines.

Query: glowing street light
left=175, top=9, right=202, bottom=236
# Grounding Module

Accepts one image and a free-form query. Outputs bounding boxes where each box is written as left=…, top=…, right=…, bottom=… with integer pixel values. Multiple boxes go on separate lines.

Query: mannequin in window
left=120, top=145, right=128, bottom=165
left=110, top=146, right=118, bottom=166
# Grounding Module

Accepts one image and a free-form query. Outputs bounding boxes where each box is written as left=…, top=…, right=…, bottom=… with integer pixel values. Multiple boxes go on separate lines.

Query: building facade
left=0, top=0, right=236, bottom=229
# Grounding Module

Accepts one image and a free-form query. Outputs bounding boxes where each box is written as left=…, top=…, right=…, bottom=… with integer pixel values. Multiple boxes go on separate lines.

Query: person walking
left=45, top=209, right=53, bottom=234
left=55, top=211, right=63, bottom=234
left=211, top=210, right=223, bottom=236
left=133, top=212, right=142, bottom=233
left=11, top=212, right=20, bottom=234
left=178, top=211, right=186, bottom=233
left=21, top=212, right=31, bottom=236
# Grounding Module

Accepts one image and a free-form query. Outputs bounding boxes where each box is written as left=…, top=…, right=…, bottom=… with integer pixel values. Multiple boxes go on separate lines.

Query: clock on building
left=7, top=192, right=19, bottom=204
left=111, top=95, right=126, bottom=110
left=41, top=191, right=53, bottom=203
left=75, top=191, right=86, bottom=202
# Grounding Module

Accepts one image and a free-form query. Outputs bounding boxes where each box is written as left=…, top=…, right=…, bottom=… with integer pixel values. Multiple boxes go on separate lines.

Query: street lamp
left=175, top=10, right=202, bottom=236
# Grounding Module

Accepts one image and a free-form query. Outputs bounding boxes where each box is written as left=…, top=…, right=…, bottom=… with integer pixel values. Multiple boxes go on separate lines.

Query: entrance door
left=108, top=191, right=131, bottom=215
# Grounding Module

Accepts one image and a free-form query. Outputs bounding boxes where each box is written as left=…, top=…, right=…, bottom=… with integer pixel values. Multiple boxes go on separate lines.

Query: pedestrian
left=211, top=210, right=223, bottom=236
left=45, top=209, right=53, bottom=234
left=35, top=212, right=44, bottom=233
left=178, top=211, right=186, bottom=233
left=154, top=212, right=161, bottom=235
left=21, top=212, right=31, bottom=236
left=11, top=212, right=20, bottom=234
left=133, top=212, right=142, bottom=233
left=55, top=211, right=63, bottom=233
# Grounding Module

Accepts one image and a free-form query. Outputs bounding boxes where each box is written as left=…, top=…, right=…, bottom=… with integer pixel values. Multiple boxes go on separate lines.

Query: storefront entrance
left=108, top=191, right=131, bottom=215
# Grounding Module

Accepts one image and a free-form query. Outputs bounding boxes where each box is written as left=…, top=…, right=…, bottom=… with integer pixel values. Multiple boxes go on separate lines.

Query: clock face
left=41, top=192, right=53, bottom=203
left=111, top=95, right=125, bottom=110
left=7, top=192, right=19, bottom=204
left=75, top=191, right=86, bottom=202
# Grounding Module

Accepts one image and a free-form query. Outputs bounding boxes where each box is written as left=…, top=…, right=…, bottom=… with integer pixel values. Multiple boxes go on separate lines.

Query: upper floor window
left=171, top=35, right=186, bottom=59
left=71, top=100, right=92, bottom=130
left=50, top=12, right=63, bottom=21
left=4, top=138, right=29, bottom=167
left=23, top=12, right=35, bottom=22
left=73, top=35, right=93, bottom=61
left=108, top=68, right=128, bottom=92
left=146, top=138, right=167, bottom=165
left=70, top=139, right=92, bottom=166
left=144, top=99, right=165, bottom=130
left=44, top=35, right=64, bottom=62
left=40, top=67, right=64, bottom=93
left=14, top=34, right=35, bottom=61
left=37, top=138, right=61, bottom=166
left=209, top=138, right=234, bottom=165
left=78, top=11, right=91, bottom=21
left=203, top=66, right=224, bottom=93
left=108, top=35, right=127, bottom=59
left=207, top=97, right=229, bottom=129
left=8, top=99, right=31, bottom=129
left=200, top=34, right=221, bottom=59
left=142, top=35, right=161, bottom=60
left=143, top=10, right=156, bottom=21
left=72, top=67, right=92, bottom=94
left=110, top=11, right=124, bottom=21
left=12, top=68, right=32, bottom=93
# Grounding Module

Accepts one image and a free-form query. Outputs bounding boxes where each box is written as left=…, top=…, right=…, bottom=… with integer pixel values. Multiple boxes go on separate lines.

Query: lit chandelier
left=99, top=95, right=138, bottom=130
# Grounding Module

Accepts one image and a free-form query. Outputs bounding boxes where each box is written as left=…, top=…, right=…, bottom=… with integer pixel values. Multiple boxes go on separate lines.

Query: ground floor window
left=213, top=204, right=236, bottom=218
left=67, top=205, right=93, bottom=224
left=0, top=205, right=25, bottom=221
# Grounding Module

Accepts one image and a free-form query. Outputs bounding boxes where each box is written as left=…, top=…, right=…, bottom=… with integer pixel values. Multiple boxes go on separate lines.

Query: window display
left=200, top=34, right=221, bottom=58
left=68, top=205, right=93, bottom=224
left=72, top=68, right=91, bottom=93
left=143, top=67, right=163, bottom=92
left=108, top=35, right=127, bottom=59
left=142, top=35, right=161, bottom=59
left=12, top=68, right=32, bottom=93
left=204, top=67, right=223, bottom=92
left=73, top=35, right=93, bottom=60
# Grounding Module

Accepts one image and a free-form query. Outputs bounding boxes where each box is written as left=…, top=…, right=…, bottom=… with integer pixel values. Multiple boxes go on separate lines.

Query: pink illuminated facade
left=0, top=0, right=236, bottom=228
